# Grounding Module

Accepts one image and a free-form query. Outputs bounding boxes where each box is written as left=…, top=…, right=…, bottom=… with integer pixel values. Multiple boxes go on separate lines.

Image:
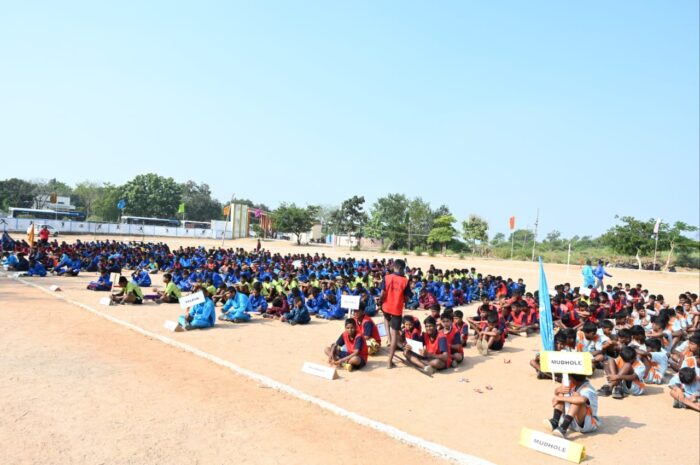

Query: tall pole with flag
left=538, top=257, right=554, bottom=352
left=509, top=216, right=515, bottom=260
left=178, top=202, right=186, bottom=223
left=117, top=199, right=126, bottom=223
left=653, top=218, right=662, bottom=271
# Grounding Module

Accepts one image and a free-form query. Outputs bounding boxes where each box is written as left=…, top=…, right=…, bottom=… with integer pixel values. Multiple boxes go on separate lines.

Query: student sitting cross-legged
left=403, top=316, right=451, bottom=375
left=219, top=286, right=251, bottom=322
left=111, top=276, right=144, bottom=305
left=324, top=318, right=368, bottom=372
left=178, top=287, right=216, bottom=330
left=544, top=373, right=600, bottom=438
left=154, top=273, right=181, bottom=304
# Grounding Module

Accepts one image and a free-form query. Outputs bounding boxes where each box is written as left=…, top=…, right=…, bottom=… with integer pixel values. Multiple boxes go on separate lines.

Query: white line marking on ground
left=11, top=276, right=496, bottom=465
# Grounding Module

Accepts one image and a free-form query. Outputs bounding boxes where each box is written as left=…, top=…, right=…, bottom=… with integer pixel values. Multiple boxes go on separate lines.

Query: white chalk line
left=10, top=276, right=496, bottom=465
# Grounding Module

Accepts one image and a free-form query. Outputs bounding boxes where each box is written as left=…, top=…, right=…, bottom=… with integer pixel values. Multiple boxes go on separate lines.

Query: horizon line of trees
left=1, top=175, right=698, bottom=268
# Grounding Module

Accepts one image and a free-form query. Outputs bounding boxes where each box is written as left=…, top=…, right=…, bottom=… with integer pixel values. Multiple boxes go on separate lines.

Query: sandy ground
left=1, top=236, right=698, bottom=465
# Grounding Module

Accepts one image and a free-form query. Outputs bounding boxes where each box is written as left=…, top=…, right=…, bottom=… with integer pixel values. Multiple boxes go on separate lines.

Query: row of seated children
left=530, top=290, right=700, bottom=413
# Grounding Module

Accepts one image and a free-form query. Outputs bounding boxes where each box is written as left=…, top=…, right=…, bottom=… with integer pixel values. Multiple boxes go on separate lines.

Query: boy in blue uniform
left=282, top=297, right=311, bottom=325
left=179, top=288, right=216, bottom=330
left=219, top=286, right=251, bottom=322
left=87, top=270, right=113, bottom=291
left=668, top=367, right=700, bottom=411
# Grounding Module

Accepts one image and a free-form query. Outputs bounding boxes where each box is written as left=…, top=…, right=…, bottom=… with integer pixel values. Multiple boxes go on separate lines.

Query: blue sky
left=1, top=1, right=698, bottom=238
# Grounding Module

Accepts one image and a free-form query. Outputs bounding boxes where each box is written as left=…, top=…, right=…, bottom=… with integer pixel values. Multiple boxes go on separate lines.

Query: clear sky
left=1, top=1, right=698, bottom=238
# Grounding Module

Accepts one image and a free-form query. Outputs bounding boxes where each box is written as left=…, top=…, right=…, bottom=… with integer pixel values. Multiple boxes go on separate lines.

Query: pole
left=510, top=232, right=514, bottom=260
left=407, top=214, right=411, bottom=252
left=567, top=242, right=571, bottom=275
left=531, top=208, right=539, bottom=262
left=653, top=233, right=659, bottom=271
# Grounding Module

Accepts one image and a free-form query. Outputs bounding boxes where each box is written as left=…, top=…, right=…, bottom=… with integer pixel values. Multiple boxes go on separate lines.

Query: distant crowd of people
left=3, top=231, right=698, bottom=435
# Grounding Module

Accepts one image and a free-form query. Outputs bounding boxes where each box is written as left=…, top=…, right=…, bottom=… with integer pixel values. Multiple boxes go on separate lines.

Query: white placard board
left=292, top=260, right=302, bottom=269
left=179, top=291, right=205, bottom=309
left=540, top=351, right=593, bottom=375
left=99, top=297, right=112, bottom=306
left=518, top=427, right=585, bottom=463
left=377, top=321, right=388, bottom=337
left=406, top=338, right=424, bottom=355
left=163, top=320, right=182, bottom=332
left=301, top=362, right=337, bottom=380
left=341, top=295, right=361, bottom=310
left=579, top=287, right=592, bottom=297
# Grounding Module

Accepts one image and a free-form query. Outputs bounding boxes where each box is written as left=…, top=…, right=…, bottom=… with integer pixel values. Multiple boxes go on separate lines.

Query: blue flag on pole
left=538, top=257, right=554, bottom=351
left=117, top=199, right=126, bottom=210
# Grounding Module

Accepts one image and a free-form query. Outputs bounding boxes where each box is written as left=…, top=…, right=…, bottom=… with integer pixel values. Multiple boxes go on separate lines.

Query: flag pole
left=509, top=216, right=515, bottom=260
left=653, top=232, right=659, bottom=271
left=652, top=218, right=661, bottom=272
left=531, top=208, right=539, bottom=262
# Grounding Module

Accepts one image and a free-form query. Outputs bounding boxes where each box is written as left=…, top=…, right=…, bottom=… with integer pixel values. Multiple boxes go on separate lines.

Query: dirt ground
left=1, top=236, right=698, bottom=465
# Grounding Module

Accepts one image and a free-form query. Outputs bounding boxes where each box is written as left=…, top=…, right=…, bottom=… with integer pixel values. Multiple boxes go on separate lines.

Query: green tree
left=658, top=221, right=699, bottom=270
left=73, top=181, right=104, bottom=219
left=331, top=195, right=368, bottom=240
left=364, top=193, right=410, bottom=248
left=272, top=203, right=318, bottom=245
left=462, top=215, right=489, bottom=254
left=0, top=178, right=36, bottom=209
left=406, top=197, right=433, bottom=249
left=228, top=196, right=271, bottom=213
left=600, top=216, right=657, bottom=269
left=180, top=181, right=223, bottom=221
left=91, top=183, right=122, bottom=221
left=491, top=232, right=506, bottom=246
left=31, top=178, right=73, bottom=208
left=427, top=215, right=457, bottom=254
left=121, top=174, right=182, bottom=218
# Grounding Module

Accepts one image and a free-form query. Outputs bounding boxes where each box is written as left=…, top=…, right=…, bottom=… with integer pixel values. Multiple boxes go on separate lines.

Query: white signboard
left=301, top=362, right=337, bottom=380
left=376, top=321, right=388, bottom=338
left=540, top=351, right=593, bottom=375
left=406, top=338, right=424, bottom=355
left=519, top=427, right=585, bottom=463
left=341, top=295, right=361, bottom=310
left=179, top=291, right=205, bottom=310
left=99, top=297, right=112, bottom=306
left=579, top=287, right=592, bottom=297
left=292, top=260, right=302, bottom=269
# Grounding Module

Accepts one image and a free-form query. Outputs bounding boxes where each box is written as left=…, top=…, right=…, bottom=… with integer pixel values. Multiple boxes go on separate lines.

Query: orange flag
left=27, top=223, right=36, bottom=246
left=509, top=216, right=515, bottom=230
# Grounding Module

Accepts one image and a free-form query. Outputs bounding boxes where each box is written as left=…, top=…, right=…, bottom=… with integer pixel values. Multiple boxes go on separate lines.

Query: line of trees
left=2, top=177, right=697, bottom=268
left=0, top=175, right=268, bottom=223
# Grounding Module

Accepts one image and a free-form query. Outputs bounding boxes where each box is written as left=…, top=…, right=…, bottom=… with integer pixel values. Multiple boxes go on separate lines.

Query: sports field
left=1, top=237, right=698, bottom=465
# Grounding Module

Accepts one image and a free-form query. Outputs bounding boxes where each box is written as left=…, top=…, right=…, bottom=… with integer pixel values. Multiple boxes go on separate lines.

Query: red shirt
left=383, top=273, right=408, bottom=316
left=39, top=228, right=50, bottom=241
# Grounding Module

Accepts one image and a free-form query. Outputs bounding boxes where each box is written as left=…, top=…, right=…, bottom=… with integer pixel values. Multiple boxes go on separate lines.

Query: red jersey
left=354, top=314, right=381, bottom=345
left=443, top=326, right=463, bottom=355
left=342, top=331, right=368, bottom=363
left=383, top=273, right=408, bottom=316
left=423, top=332, right=451, bottom=367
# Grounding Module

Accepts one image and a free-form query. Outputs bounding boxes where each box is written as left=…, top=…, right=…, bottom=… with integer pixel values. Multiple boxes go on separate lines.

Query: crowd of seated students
left=529, top=281, right=700, bottom=437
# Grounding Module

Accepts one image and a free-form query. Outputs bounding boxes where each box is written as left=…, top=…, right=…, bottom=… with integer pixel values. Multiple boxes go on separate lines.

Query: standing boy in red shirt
left=380, top=259, right=411, bottom=369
